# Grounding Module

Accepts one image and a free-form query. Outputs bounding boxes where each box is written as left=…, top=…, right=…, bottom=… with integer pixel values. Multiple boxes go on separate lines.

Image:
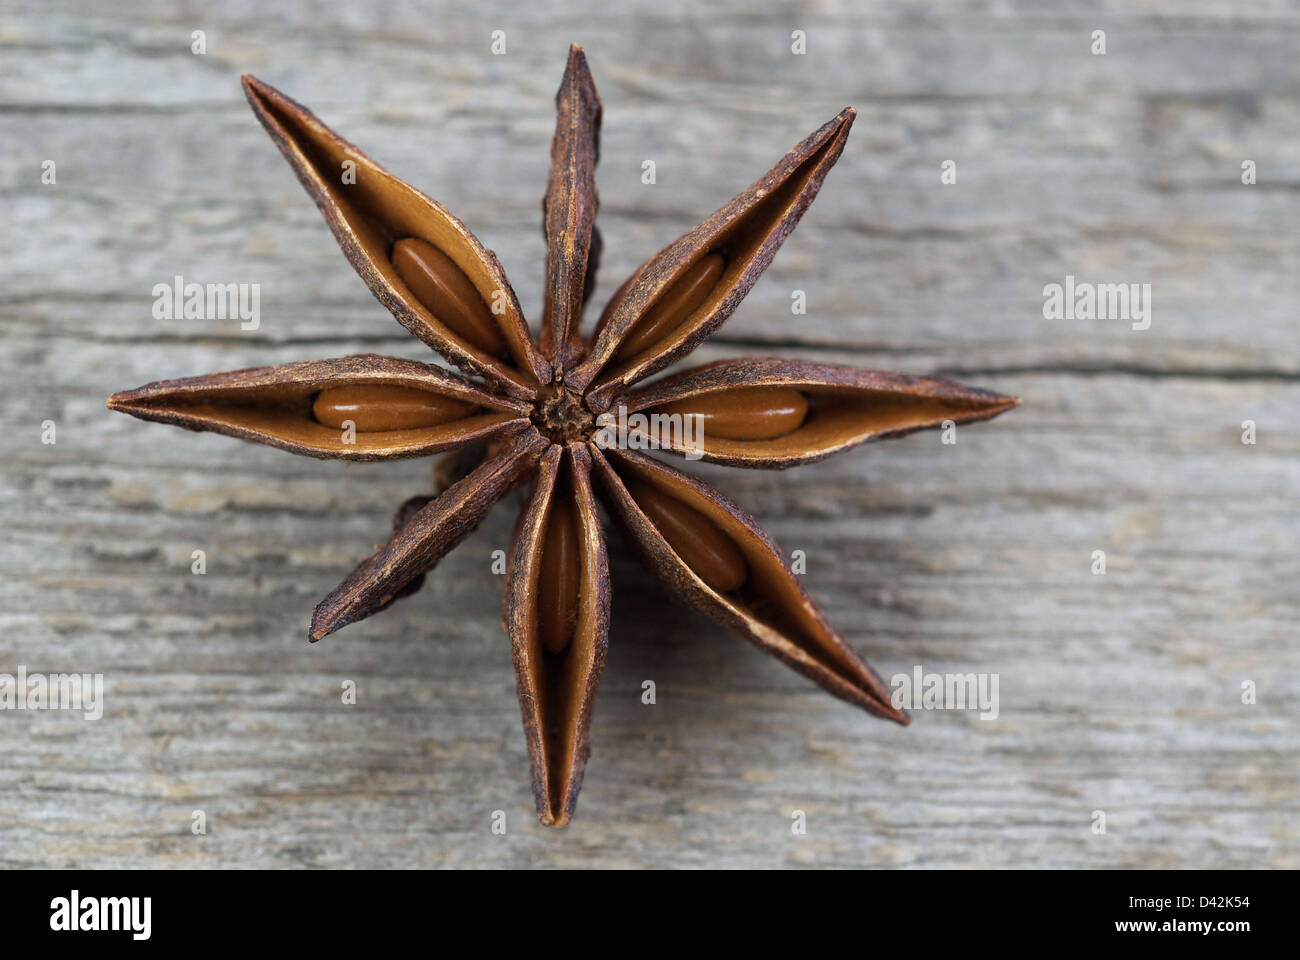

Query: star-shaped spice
left=108, top=46, right=1018, bottom=826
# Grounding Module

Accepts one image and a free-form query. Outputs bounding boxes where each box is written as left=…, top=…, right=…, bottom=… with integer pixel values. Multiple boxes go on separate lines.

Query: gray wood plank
left=1, top=0, right=1296, bottom=868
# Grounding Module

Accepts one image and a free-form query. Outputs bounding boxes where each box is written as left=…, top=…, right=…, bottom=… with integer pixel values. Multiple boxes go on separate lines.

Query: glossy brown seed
left=537, top=494, right=581, bottom=655
left=653, top=387, right=809, bottom=441
left=622, top=477, right=747, bottom=593
left=391, top=237, right=506, bottom=355
left=312, top=384, right=476, bottom=431
left=615, top=253, right=724, bottom=360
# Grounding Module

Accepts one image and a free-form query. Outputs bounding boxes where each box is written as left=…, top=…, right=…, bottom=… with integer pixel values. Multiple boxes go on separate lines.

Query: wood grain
left=1, top=0, right=1296, bottom=868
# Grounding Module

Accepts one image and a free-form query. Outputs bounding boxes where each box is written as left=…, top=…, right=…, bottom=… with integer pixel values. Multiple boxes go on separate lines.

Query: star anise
left=107, top=46, right=1018, bottom=827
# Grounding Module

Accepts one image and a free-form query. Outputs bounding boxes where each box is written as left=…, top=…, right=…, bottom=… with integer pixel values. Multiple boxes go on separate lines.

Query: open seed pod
left=611, top=357, right=1022, bottom=468
left=310, top=430, right=547, bottom=639
left=591, top=446, right=906, bottom=722
left=242, top=76, right=549, bottom=397
left=106, top=355, right=531, bottom=461
left=504, top=444, right=610, bottom=827
left=570, top=108, right=857, bottom=407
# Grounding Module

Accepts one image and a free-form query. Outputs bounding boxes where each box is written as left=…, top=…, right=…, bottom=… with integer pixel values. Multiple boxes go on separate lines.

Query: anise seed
left=391, top=237, right=506, bottom=355
left=654, top=387, right=809, bottom=441
left=623, top=477, right=747, bottom=593
left=312, top=384, right=477, bottom=431
left=615, top=253, right=725, bottom=360
left=537, top=494, right=581, bottom=655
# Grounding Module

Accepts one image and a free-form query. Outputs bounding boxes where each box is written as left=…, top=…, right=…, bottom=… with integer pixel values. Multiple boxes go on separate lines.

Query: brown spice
left=106, top=45, right=1019, bottom=827
left=312, top=384, right=477, bottom=432
left=652, top=386, right=810, bottom=441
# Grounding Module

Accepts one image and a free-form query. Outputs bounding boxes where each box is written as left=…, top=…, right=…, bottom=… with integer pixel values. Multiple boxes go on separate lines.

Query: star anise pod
left=107, top=46, right=1018, bottom=827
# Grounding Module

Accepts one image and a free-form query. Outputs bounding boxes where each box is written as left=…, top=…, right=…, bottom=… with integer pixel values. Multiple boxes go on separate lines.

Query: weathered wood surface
left=1, top=1, right=1296, bottom=868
